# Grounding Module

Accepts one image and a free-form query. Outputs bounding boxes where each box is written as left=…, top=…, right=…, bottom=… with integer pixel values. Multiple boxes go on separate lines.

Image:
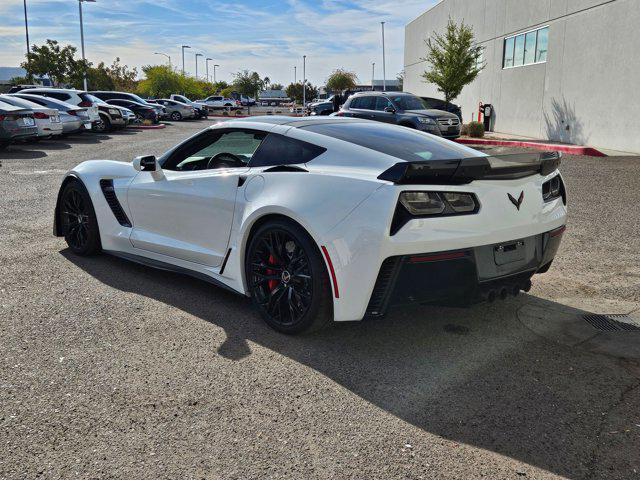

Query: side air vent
left=365, top=257, right=401, bottom=317
left=99, top=179, right=132, bottom=227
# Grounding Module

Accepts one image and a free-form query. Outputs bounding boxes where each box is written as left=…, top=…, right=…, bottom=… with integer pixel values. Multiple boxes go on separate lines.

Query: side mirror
left=133, top=155, right=158, bottom=172
left=384, top=106, right=396, bottom=114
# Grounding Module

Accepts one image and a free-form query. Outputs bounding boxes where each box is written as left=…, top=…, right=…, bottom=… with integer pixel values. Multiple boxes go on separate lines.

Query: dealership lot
left=1, top=121, right=639, bottom=479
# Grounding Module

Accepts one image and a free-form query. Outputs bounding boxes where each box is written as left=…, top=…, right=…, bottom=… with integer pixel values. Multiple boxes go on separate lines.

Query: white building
left=404, top=0, right=640, bottom=153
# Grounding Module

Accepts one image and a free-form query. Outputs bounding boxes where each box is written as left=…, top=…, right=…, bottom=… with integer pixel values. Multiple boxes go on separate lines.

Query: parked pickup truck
left=198, top=96, right=242, bottom=111
left=169, top=94, right=209, bottom=118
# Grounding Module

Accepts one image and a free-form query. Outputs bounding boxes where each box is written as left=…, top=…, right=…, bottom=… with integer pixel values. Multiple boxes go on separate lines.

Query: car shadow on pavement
left=62, top=250, right=640, bottom=479
left=0, top=146, right=48, bottom=159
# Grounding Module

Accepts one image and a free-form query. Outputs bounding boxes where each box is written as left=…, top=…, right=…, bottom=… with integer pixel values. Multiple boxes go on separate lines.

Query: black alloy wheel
left=246, top=220, right=332, bottom=334
left=60, top=180, right=101, bottom=255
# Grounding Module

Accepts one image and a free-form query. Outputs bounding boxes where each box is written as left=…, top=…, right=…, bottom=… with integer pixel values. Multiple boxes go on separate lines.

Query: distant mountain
left=0, top=67, right=27, bottom=83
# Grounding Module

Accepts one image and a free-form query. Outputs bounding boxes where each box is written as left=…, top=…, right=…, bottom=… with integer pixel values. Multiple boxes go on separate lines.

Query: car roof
left=350, top=91, right=413, bottom=97
left=234, top=115, right=366, bottom=128
left=27, top=88, right=86, bottom=93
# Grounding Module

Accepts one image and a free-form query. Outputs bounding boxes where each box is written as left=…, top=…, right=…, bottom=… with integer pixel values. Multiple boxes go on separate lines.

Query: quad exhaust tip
left=485, top=281, right=532, bottom=303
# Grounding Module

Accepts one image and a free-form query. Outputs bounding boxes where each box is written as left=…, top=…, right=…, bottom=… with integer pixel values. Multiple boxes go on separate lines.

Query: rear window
left=250, top=133, right=326, bottom=167
left=81, top=93, right=101, bottom=103
left=44, top=92, right=70, bottom=101
left=302, top=123, right=477, bottom=161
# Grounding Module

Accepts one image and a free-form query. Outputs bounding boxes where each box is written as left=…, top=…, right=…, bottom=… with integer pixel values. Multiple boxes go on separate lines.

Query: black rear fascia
left=378, top=152, right=561, bottom=185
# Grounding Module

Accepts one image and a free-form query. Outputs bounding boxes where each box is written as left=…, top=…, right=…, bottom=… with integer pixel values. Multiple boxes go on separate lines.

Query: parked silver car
left=10, top=93, right=91, bottom=134
left=152, top=99, right=196, bottom=121
left=0, top=94, right=63, bottom=139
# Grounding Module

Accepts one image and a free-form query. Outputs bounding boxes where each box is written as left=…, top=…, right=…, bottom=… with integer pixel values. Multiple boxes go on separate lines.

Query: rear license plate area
left=494, top=241, right=526, bottom=265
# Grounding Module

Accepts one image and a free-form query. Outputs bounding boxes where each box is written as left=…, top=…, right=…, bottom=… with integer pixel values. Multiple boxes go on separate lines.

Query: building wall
left=404, top=0, right=640, bottom=153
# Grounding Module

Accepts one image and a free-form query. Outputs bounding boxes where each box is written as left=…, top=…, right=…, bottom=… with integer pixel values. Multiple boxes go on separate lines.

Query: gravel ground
left=1, top=122, right=639, bottom=480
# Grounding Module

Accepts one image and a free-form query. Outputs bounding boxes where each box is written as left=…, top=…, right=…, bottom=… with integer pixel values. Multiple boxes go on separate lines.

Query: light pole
left=213, top=64, right=219, bottom=84
left=381, top=21, right=386, bottom=92
left=205, top=58, right=212, bottom=82
left=294, top=65, right=297, bottom=84
left=78, top=0, right=96, bottom=91
left=154, top=52, right=171, bottom=66
left=23, top=1, right=30, bottom=63
left=302, top=55, right=306, bottom=108
left=371, top=62, right=375, bottom=91
left=181, top=45, right=191, bottom=75
left=195, top=53, right=203, bottom=79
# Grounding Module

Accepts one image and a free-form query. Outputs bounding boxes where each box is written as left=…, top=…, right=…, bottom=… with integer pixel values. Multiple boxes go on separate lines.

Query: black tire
left=170, top=111, right=182, bottom=121
left=0, top=140, right=9, bottom=150
left=94, top=114, right=111, bottom=133
left=245, top=219, right=333, bottom=334
left=60, top=180, right=102, bottom=256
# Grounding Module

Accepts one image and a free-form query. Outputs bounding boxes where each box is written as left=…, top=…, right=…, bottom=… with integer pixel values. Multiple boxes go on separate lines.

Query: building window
left=503, top=26, right=549, bottom=68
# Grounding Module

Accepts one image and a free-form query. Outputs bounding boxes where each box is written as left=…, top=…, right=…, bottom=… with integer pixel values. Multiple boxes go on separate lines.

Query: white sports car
left=54, top=117, right=567, bottom=333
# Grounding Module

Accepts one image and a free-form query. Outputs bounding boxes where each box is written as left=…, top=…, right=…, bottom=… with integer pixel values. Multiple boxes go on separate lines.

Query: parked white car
left=199, top=96, right=241, bottom=110
left=0, top=94, right=63, bottom=139
left=22, top=88, right=101, bottom=125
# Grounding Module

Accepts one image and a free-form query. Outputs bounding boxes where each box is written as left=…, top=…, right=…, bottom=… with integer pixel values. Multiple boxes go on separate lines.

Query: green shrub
left=466, top=121, right=485, bottom=138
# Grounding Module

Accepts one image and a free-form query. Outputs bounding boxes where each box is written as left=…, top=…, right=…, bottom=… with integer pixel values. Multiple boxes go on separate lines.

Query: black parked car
left=90, top=91, right=167, bottom=120
left=335, top=91, right=461, bottom=139
left=103, top=99, right=158, bottom=124
left=421, top=97, right=462, bottom=121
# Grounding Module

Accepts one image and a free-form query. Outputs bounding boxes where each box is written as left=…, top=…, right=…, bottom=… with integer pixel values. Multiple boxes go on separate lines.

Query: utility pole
left=154, top=52, right=171, bottom=66
left=302, top=55, right=306, bottom=108
left=213, top=64, right=219, bottom=84
left=23, top=0, right=31, bottom=79
left=205, top=58, right=212, bottom=82
left=195, top=53, right=203, bottom=79
left=381, top=21, right=386, bottom=92
left=294, top=65, right=297, bottom=84
left=78, top=0, right=96, bottom=91
left=372, top=62, right=375, bottom=91
left=181, top=45, right=191, bottom=75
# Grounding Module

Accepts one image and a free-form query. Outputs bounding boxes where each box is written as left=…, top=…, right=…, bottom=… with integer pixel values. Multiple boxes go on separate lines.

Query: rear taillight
left=78, top=101, right=92, bottom=107
left=68, top=110, right=78, bottom=116
left=0, top=115, right=5, bottom=121
left=33, top=112, right=49, bottom=119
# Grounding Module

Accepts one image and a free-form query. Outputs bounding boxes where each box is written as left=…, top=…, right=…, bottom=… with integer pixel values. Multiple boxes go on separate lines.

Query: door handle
left=238, top=176, right=247, bottom=187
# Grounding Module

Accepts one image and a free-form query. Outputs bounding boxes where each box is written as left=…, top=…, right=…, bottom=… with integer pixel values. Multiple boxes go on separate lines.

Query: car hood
left=404, top=109, right=457, bottom=118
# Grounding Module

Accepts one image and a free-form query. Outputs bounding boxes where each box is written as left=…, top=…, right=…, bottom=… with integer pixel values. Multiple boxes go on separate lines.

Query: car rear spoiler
left=377, top=151, right=561, bottom=185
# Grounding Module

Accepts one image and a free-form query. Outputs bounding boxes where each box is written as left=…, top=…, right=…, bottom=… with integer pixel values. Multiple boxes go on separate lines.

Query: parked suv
left=336, top=91, right=461, bottom=139
left=24, top=88, right=101, bottom=126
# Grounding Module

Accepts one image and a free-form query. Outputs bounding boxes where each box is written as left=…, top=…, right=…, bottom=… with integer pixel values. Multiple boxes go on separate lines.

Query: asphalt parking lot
left=1, top=121, right=639, bottom=479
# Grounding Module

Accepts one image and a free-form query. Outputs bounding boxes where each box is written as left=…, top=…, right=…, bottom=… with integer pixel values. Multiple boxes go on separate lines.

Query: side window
left=46, top=92, right=70, bottom=101
left=163, top=129, right=267, bottom=171
left=250, top=133, right=327, bottom=167
left=357, top=96, right=376, bottom=110
left=375, top=97, right=392, bottom=111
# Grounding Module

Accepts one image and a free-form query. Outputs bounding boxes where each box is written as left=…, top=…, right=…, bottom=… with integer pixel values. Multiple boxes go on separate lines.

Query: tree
left=232, top=70, right=266, bottom=96
left=211, top=80, right=229, bottom=94
left=21, top=39, right=85, bottom=86
left=396, top=70, right=405, bottom=91
left=325, top=69, right=357, bottom=93
left=137, top=65, right=183, bottom=98
left=285, top=82, right=318, bottom=104
left=85, top=62, right=115, bottom=91
left=270, top=83, right=284, bottom=91
left=107, top=57, right=138, bottom=91
left=421, top=18, right=484, bottom=103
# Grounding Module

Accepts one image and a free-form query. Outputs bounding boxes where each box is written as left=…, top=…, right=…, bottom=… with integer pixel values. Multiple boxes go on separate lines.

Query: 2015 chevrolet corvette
left=54, top=117, right=567, bottom=333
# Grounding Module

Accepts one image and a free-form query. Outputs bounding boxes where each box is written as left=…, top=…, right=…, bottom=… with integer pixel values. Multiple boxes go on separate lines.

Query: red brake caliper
left=266, top=254, right=278, bottom=292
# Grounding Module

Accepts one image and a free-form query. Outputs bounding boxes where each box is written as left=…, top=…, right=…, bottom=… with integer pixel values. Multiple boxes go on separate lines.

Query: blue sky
left=0, top=0, right=437, bottom=86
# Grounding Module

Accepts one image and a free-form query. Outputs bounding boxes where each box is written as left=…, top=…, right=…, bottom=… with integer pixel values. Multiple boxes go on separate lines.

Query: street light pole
left=372, top=62, right=375, bottom=91
left=181, top=45, right=191, bottom=75
left=195, top=53, right=203, bottom=79
left=23, top=0, right=30, bottom=64
left=294, top=65, right=297, bottom=84
left=381, top=21, right=386, bottom=92
left=302, top=55, right=306, bottom=108
left=78, top=0, right=96, bottom=91
left=213, top=64, right=219, bottom=84
left=154, top=52, right=171, bottom=66
left=205, top=58, right=212, bottom=82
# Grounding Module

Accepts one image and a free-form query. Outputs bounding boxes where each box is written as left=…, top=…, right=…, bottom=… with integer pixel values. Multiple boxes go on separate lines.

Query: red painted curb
left=128, top=124, right=166, bottom=130
left=456, top=138, right=606, bottom=157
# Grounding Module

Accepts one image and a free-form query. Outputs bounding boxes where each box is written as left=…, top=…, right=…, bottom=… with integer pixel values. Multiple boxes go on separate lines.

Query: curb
left=128, top=124, right=167, bottom=130
left=456, top=138, right=606, bottom=157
